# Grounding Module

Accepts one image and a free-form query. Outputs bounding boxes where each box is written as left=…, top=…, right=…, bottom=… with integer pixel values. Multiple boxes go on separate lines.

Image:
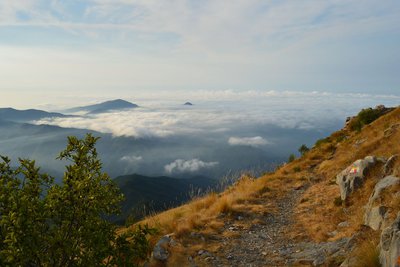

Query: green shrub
left=288, top=154, right=296, bottom=163
left=298, top=144, right=310, bottom=156
left=0, top=134, right=155, bottom=266
left=349, top=108, right=383, bottom=132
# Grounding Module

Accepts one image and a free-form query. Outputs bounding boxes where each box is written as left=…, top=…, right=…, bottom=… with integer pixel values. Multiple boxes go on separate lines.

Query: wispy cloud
left=0, top=1, right=399, bottom=94
left=164, top=159, right=218, bottom=174
left=2, top=1, right=399, bottom=50
left=228, top=136, right=269, bottom=147
left=120, top=155, right=143, bottom=164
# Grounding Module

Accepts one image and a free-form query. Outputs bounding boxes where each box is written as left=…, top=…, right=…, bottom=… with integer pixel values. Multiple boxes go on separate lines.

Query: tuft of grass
left=293, top=166, right=301, bottom=173
left=352, top=239, right=381, bottom=267
left=256, top=186, right=271, bottom=196
left=315, top=136, right=331, bottom=147
left=175, top=214, right=203, bottom=237
left=191, top=193, right=218, bottom=211
left=212, top=195, right=235, bottom=214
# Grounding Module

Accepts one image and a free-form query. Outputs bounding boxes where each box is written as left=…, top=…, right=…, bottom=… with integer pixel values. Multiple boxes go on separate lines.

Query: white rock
left=336, top=156, right=377, bottom=200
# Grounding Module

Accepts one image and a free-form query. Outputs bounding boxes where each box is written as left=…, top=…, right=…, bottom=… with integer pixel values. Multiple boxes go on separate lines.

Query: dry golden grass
left=134, top=174, right=281, bottom=240
left=352, top=240, right=381, bottom=267
left=345, top=228, right=381, bottom=267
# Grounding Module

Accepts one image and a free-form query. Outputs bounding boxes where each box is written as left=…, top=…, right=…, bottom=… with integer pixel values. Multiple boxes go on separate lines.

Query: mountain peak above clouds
left=65, top=99, right=138, bottom=114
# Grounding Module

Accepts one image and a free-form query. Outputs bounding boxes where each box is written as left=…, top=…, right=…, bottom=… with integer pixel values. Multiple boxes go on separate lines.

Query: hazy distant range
left=1, top=94, right=398, bottom=181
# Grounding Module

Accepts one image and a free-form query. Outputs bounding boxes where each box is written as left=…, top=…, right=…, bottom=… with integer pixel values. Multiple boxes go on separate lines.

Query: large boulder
left=336, top=156, right=379, bottom=200
left=364, top=176, right=400, bottom=230
left=380, top=212, right=400, bottom=267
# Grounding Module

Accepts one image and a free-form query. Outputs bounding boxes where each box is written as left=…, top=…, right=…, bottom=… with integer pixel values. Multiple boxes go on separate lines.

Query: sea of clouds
left=32, top=91, right=400, bottom=177
left=35, top=90, right=400, bottom=139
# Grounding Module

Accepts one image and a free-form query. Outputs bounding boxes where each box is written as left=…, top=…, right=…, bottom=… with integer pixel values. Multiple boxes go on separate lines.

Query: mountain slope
left=65, top=99, right=138, bottom=114
left=113, top=174, right=216, bottom=224
left=0, top=108, right=70, bottom=122
left=129, top=105, right=400, bottom=266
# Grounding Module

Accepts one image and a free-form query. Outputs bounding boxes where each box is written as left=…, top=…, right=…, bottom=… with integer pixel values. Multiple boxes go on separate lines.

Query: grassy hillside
left=126, top=105, right=400, bottom=266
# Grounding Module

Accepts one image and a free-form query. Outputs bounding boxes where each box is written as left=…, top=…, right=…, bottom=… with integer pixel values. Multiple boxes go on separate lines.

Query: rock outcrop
left=364, top=176, right=400, bottom=230
left=152, top=234, right=177, bottom=261
left=336, top=156, right=378, bottom=200
left=384, top=123, right=400, bottom=138
left=380, top=212, right=400, bottom=267
left=384, top=155, right=398, bottom=176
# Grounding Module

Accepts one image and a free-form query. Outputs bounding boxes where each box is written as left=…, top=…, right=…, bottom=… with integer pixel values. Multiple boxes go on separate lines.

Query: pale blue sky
left=0, top=0, right=399, bottom=107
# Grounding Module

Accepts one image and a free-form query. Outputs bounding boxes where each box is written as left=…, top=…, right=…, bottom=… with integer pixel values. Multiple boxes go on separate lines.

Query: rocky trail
left=192, top=186, right=350, bottom=267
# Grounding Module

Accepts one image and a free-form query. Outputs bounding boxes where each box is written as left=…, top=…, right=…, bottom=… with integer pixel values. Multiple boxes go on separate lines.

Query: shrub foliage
left=349, top=108, right=383, bottom=132
left=0, top=134, right=154, bottom=266
left=298, top=144, right=310, bottom=156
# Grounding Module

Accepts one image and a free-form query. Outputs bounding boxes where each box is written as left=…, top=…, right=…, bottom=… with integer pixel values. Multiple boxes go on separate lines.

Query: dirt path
left=192, top=187, right=349, bottom=266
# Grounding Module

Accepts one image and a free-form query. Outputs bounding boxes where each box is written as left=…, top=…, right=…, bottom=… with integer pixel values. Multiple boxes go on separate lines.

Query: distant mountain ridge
left=0, top=108, right=71, bottom=122
left=65, top=99, right=138, bottom=114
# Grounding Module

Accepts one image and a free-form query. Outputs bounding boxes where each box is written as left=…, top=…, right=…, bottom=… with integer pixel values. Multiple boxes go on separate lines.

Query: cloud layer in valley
left=33, top=91, right=400, bottom=139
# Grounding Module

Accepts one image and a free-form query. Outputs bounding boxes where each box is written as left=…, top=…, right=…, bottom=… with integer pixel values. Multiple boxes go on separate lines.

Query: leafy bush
left=298, top=144, right=310, bottom=156
left=0, top=134, right=154, bottom=266
left=349, top=108, right=383, bottom=132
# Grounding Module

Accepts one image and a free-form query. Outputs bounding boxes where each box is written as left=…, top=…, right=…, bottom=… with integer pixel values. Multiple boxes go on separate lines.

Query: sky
left=0, top=0, right=399, bottom=108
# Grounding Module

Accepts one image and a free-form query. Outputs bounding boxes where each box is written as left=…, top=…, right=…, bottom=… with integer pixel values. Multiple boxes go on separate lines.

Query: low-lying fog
left=2, top=91, right=399, bottom=180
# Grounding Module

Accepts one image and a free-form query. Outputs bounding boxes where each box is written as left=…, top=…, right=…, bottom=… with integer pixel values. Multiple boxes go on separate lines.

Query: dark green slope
left=0, top=108, right=72, bottom=122
left=114, top=174, right=216, bottom=224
